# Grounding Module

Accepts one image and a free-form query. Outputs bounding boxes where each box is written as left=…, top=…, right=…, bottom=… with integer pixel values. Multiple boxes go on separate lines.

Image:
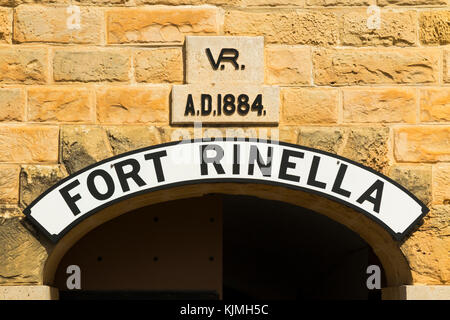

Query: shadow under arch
left=42, top=182, right=413, bottom=288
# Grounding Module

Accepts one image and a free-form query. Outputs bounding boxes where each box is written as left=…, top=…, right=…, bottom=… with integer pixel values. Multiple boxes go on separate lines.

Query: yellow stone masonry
left=0, top=1, right=448, bottom=290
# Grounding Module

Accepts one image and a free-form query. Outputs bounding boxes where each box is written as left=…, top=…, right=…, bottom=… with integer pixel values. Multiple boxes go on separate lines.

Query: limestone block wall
left=0, top=0, right=448, bottom=288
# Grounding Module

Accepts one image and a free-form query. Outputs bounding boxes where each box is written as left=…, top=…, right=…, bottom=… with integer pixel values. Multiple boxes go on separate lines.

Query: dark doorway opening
left=55, top=194, right=385, bottom=300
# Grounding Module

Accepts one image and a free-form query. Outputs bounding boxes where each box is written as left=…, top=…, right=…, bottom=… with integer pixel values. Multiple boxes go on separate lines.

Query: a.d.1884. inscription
left=172, top=85, right=279, bottom=124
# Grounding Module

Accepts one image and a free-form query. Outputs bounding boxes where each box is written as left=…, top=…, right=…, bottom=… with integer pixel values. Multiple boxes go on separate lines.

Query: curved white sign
left=24, top=139, right=428, bottom=242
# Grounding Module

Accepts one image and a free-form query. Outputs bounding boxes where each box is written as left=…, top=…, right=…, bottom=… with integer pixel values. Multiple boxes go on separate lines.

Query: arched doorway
left=53, top=193, right=387, bottom=300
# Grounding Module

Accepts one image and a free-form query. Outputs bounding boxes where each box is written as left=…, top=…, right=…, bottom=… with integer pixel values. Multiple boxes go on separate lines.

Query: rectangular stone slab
left=185, top=36, right=264, bottom=84
left=171, top=84, right=279, bottom=124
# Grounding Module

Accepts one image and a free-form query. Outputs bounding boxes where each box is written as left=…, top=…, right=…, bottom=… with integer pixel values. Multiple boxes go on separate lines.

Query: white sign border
left=23, top=138, right=429, bottom=243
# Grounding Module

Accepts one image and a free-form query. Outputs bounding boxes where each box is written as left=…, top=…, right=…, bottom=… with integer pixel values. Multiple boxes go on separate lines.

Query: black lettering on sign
left=200, top=144, right=225, bottom=176
left=114, top=158, right=146, bottom=193
left=357, top=179, right=384, bottom=214
left=59, top=179, right=82, bottom=216
left=307, top=156, right=327, bottom=190
left=201, top=94, right=212, bottom=116
left=278, top=149, right=304, bottom=183
left=87, top=169, right=115, bottom=201
left=248, top=145, right=273, bottom=177
left=332, top=164, right=352, bottom=198
left=144, top=151, right=168, bottom=183
left=205, top=48, right=240, bottom=71
left=184, top=94, right=195, bottom=116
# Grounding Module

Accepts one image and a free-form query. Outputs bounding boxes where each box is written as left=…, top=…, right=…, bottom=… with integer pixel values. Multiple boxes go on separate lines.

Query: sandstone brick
left=0, top=0, right=127, bottom=5
left=0, top=126, right=58, bottom=163
left=378, top=0, right=447, bottom=5
left=107, top=7, right=219, bottom=44
left=341, top=127, right=390, bottom=173
left=53, top=50, right=130, bottom=82
left=420, top=88, right=450, bottom=122
left=420, top=11, right=450, bottom=45
left=0, top=216, right=49, bottom=285
left=298, top=127, right=345, bottom=154
left=0, top=7, right=11, bottom=44
left=0, top=89, right=25, bottom=122
left=313, top=48, right=439, bottom=85
left=388, top=165, right=432, bottom=205
left=306, top=0, right=370, bottom=5
left=0, top=48, right=47, bottom=84
left=401, top=205, right=449, bottom=285
left=0, top=205, right=22, bottom=218
left=265, top=46, right=311, bottom=85
left=134, top=48, right=183, bottom=83
left=136, top=0, right=238, bottom=4
left=27, top=87, right=94, bottom=123
left=342, top=11, right=417, bottom=46
left=0, top=165, right=19, bottom=204
left=433, top=164, right=450, bottom=205
left=61, top=126, right=113, bottom=174
left=281, top=88, right=338, bottom=124
left=445, top=50, right=450, bottom=83
left=14, top=5, right=102, bottom=44
left=394, top=126, right=450, bottom=162
left=240, top=0, right=304, bottom=5
left=105, top=126, right=163, bottom=155
left=343, top=88, right=417, bottom=123
left=20, top=165, right=68, bottom=207
left=97, top=86, right=170, bottom=124
left=224, top=10, right=339, bottom=45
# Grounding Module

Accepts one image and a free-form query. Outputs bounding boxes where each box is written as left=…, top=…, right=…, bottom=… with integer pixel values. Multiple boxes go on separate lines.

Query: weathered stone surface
left=445, top=50, right=450, bottom=83
left=0, top=205, right=22, bottom=219
left=388, top=165, right=432, bottom=205
left=0, top=217, right=49, bottom=285
left=105, top=126, right=163, bottom=155
left=419, top=11, right=450, bottom=45
left=0, top=165, right=19, bottom=204
left=136, top=0, right=238, bottom=4
left=0, top=0, right=127, bottom=5
left=420, top=88, right=450, bottom=122
left=27, top=87, right=94, bottom=122
left=61, top=126, right=113, bottom=174
left=433, top=165, right=450, bottom=205
left=281, top=88, right=338, bottom=124
left=242, top=0, right=304, bottom=5
left=394, top=126, right=450, bottom=162
left=97, top=86, right=170, bottom=124
left=20, top=165, right=68, bottom=207
left=265, top=46, right=311, bottom=85
left=185, top=36, right=264, bottom=84
left=298, top=127, right=345, bottom=154
left=306, top=0, right=369, bottom=5
left=0, top=48, right=47, bottom=84
left=378, top=0, right=447, bottom=5
left=135, top=48, right=183, bottom=83
left=53, top=50, right=130, bottom=82
left=171, top=84, right=280, bottom=124
left=343, top=88, right=417, bottom=123
left=0, top=88, right=25, bottom=121
left=342, top=11, right=417, bottom=46
left=0, top=7, right=11, bottom=44
left=0, top=126, right=58, bottom=163
left=14, top=5, right=102, bottom=44
left=107, top=7, right=219, bottom=44
left=341, top=127, right=390, bottom=173
left=313, top=48, right=439, bottom=85
left=224, top=10, right=339, bottom=45
left=401, top=205, right=450, bottom=285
